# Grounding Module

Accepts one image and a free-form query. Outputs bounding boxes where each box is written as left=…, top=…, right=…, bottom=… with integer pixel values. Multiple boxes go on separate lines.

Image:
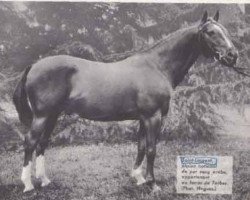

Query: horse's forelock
left=200, top=19, right=228, bottom=36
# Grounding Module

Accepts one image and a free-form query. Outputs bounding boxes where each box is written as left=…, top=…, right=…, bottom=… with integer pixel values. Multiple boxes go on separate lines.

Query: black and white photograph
left=0, top=1, right=249, bottom=200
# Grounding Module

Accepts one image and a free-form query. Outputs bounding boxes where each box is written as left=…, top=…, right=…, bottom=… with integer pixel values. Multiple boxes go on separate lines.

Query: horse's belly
left=66, top=95, right=139, bottom=121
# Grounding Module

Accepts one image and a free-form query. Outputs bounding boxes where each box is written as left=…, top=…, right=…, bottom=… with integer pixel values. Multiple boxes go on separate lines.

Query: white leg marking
left=36, top=155, right=51, bottom=187
left=21, top=161, right=34, bottom=192
left=152, top=183, right=161, bottom=193
left=131, top=164, right=146, bottom=185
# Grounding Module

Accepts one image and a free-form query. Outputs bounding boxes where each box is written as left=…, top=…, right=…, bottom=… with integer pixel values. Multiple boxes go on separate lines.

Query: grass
left=0, top=136, right=249, bottom=200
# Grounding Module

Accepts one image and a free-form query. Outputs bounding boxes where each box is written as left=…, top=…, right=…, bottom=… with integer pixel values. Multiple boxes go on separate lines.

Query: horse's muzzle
left=227, top=49, right=238, bottom=65
left=219, top=49, right=238, bottom=67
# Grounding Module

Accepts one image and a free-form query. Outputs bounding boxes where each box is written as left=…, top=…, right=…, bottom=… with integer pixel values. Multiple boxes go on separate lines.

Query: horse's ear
left=201, top=11, right=208, bottom=24
left=213, top=10, right=219, bottom=22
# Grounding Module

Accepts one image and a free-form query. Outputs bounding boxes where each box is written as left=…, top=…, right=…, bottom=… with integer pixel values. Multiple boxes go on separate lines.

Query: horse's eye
left=207, top=31, right=215, bottom=36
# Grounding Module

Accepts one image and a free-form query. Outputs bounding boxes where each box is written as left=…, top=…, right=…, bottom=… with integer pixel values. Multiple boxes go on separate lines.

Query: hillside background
left=0, top=2, right=250, bottom=151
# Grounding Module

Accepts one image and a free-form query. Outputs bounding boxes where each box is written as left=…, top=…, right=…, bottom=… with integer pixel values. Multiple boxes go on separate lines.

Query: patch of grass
left=0, top=136, right=249, bottom=200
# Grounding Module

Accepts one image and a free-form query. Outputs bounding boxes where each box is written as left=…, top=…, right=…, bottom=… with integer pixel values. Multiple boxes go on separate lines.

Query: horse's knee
left=138, top=142, right=146, bottom=152
left=146, top=146, right=156, bottom=163
left=147, top=147, right=156, bottom=155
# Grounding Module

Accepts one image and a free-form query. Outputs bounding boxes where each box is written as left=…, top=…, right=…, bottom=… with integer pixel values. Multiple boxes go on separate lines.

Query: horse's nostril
left=227, top=51, right=238, bottom=64
left=232, top=53, right=238, bottom=64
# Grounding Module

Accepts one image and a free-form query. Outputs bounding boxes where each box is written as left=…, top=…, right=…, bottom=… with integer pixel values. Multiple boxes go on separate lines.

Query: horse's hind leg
left=131, top=120, right=146, bottom=185
left=21, top=116, right=47, bottom=192
left=35, top=114, right=58, bottom=187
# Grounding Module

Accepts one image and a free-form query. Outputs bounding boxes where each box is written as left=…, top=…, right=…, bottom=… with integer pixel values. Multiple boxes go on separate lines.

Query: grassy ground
left=0, top=135, right=249, bottom=200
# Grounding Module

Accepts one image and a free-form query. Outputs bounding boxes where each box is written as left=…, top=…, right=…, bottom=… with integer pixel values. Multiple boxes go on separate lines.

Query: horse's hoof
left=131, top=167, right=146, bottom=186
left=136, top=177, right=146, bottom=185
left=41, top=177, right=51, bottom=187
left=152, top=184, right=161, bottom=193
left=23, top=185, right=34, bottom=193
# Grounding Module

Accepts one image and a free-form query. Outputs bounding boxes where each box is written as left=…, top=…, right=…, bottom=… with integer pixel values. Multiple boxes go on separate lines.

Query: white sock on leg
left=36, top=155, right=51, bottom=187
left=21, top=161, right=34, bottom=192
left=131, top=163, right=146, bottom=185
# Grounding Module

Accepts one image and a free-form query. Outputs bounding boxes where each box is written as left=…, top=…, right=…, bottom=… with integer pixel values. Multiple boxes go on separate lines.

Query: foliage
left=48, top=41, right=103, bottom=61
left=52, top=115, right=138, bottom=145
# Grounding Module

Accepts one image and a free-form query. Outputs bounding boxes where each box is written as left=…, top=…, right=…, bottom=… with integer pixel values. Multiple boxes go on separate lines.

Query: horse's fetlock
left=35, top=172, right=43, bottom=179
left=145, top=176, right=155, bottom=184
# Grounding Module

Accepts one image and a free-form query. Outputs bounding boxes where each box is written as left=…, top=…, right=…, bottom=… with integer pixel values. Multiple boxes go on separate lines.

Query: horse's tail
left=13, top=66, right=33, bottom=127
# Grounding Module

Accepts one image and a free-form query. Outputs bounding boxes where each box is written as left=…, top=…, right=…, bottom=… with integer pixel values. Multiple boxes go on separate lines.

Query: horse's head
left=198, top=11, right=238, bottom=67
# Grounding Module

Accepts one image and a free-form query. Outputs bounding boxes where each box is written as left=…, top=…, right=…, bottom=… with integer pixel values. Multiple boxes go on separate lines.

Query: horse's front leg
left=131, top=120, right=146, bottom=185
left=143, top=110, right=162, bottom=192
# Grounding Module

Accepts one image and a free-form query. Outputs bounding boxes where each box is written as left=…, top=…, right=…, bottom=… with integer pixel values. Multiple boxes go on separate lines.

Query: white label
left=176, top=156, right=233, bottom=194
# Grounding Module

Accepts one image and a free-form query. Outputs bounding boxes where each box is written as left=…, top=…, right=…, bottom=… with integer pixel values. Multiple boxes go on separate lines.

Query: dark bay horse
left=13, top=11, right=238, bottom=193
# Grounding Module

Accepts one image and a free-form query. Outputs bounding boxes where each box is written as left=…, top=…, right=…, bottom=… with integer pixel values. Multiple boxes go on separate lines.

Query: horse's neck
left=152, top=27, right=200, bottom=88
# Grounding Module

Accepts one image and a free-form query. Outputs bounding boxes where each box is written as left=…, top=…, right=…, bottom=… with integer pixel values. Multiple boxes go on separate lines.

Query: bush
left=48, top=41, right=103, bottom=61
left=52, top=115, right=138, bottom=146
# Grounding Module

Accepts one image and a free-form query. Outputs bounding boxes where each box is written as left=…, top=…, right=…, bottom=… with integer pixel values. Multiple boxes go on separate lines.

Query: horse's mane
left=138, top=17, right=228, bottom=54
left=139, top=24, right=198, bottom=54
left=102, top=24, right=198, bottom=62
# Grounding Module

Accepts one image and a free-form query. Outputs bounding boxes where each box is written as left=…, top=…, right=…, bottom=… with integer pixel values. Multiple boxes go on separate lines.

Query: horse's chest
left=136, top=87, right=170, bottom=111
left=135, top=78, right=172, bottom=114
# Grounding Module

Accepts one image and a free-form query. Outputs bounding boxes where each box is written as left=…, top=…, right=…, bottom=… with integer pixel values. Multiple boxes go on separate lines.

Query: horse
left=13, top=11, right=238, bottom=193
